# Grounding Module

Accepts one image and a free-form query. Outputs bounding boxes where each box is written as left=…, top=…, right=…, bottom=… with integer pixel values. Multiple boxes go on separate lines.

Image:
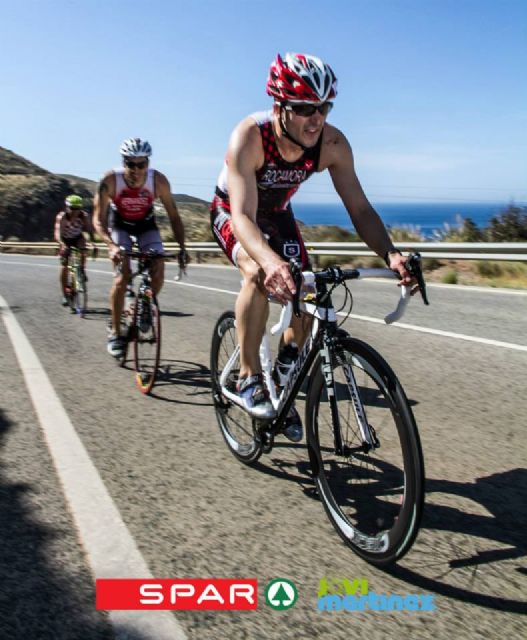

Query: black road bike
left=210, top=254, right=429, bottom=566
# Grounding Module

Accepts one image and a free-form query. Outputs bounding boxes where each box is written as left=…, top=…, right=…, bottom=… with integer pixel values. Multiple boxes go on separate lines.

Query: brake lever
left=406, top=252, right=429, bottom=306
left=289, top=259, right=303, bottom=318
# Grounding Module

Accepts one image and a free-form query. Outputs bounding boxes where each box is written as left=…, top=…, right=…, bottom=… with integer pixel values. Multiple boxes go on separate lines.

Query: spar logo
left=264, top=579, right=298, bottom=610
left=317, top=577, right=436, bottom=613
left=96, top=579, right=257, bottom=610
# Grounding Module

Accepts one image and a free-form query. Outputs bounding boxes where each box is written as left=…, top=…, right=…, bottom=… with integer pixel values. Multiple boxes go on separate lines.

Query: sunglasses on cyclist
left=125, top=160, right=148, bottom=169
left=284, top=102, right=333, bottom=117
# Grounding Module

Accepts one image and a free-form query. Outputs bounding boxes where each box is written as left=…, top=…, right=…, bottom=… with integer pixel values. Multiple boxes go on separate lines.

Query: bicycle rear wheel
left=133, top=290, right=161, bottom=394
left=306, top=336, right=424, bottom=566
left=210, top=311, right=263, bottom=464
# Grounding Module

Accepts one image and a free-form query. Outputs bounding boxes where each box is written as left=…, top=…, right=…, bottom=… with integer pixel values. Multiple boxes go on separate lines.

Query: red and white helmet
left=266, top=53, right=338, bottom=104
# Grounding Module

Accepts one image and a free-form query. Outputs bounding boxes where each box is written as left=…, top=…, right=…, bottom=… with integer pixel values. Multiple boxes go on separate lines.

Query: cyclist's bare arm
left=228, top=120, right=296, bottom=302
left=155, top=171, right=186, bottom=249
left=93, top=173, right=119, bottom=259
left=54, top=212, right=64, bottom=244
left=82, top=210, right=96, bottom=243
left=321, top=125, right=412, bottom=284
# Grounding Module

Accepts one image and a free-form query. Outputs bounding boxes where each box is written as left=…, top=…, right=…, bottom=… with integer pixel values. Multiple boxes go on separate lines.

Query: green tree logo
left=264, top=579, right=298, bottom=610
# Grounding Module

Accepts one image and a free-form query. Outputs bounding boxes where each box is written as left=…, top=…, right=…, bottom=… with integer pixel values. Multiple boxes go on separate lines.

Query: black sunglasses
left=125, top=160, right=148, bottom=169
left=285, top=102, right=333, bottom=117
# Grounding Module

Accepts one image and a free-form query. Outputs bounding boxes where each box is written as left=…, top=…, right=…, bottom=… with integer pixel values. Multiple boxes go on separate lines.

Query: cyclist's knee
left=239, top=259, right=265, bottom=292
left=113, top=271, right=129, bottom=291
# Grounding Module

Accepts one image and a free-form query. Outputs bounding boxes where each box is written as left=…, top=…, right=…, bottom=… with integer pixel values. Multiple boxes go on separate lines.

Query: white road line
left=344, top=312, right=527, bottom=352
left=2, top=259, right=526, bottom=352
left=0, top=293, right=187, bottom=640
left=2, top=257, right=527, bottom=295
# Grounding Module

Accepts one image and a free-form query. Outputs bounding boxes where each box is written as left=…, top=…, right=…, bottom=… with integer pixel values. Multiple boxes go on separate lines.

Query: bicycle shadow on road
left=148, top=359, right=213, bottom=406
left=0, top=407, right=113, bottom=639
left=389, top=467, right=527, bottom=614
left=159, top=310, right=194, bottom=318
left=79, top=306, right=111, bottom=318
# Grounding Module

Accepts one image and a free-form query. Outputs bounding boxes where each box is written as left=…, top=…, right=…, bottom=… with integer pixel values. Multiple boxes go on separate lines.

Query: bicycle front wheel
left=306, top=336, right=424, bottom=566
left=74, top=268, right=88, bottom=317
left=210, top=311, right=263, bottom=464
left=133, top=291, right=161, bottom=394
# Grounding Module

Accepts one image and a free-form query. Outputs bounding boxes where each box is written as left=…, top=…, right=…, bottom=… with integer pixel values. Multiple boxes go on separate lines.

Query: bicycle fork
left=323, top=339, right=378, bottom=455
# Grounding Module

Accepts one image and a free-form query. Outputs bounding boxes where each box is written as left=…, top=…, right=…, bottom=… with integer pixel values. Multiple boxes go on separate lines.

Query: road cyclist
left=210, top=52, right=417, bottom=442
left=54, top=194, right=96, bottom=306
left=93, top=137, right=188, bottom=359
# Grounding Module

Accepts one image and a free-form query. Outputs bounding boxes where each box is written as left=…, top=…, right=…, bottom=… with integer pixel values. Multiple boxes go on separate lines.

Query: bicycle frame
left=219, top=267, right=407, bottom=449
left=68, top=247, right=86, bottom=290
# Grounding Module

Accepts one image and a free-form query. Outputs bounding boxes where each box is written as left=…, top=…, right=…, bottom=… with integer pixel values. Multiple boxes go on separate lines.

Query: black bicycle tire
left=76, top=269, right=88, bottom=317
left=210, top=310, right=263, bottom=464
left=305, top=335, right=424, bottom=566
left=133, top=291, right=161, bottom=394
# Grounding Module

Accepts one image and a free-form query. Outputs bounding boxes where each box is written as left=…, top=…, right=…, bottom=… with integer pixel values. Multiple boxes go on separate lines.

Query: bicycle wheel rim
left=133, top=293, right=160, bottom=394
left=210, top=311, right=262, bottom=464
left=306, top=337, right=424, bottom=565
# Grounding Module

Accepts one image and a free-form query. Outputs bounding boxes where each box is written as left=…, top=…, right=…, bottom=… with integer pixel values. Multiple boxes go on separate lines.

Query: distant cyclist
left=210, top=52, right=415, bottom=441
left=54, top=194, right=96, bottom=306
left=93, top=138, right=188, bottom=358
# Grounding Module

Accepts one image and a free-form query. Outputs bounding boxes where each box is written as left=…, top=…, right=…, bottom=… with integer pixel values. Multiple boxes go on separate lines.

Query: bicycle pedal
left=256, top=426, right=274, bottom=454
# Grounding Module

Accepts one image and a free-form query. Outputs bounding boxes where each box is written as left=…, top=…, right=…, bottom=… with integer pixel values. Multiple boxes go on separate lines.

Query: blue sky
left=1, top=0, right=526, bottom=204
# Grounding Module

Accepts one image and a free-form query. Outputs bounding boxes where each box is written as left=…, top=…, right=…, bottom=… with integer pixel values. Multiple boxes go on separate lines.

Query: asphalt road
left=0, top=254, right=525, bottom=639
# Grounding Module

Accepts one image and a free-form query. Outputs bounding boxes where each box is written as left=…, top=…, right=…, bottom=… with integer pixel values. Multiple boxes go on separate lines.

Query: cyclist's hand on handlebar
left=387, top=252, right=419, bottom=294
left=262, top=259, right=297, bottom=305
left=178, top=248, right=190, bottom=269
left=108, top=243, right=121, bottom=263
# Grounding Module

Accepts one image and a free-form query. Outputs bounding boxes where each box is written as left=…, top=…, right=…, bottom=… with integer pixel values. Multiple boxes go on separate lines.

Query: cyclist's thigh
left=111, top=227, right=133, bottom=252
left=262, top=210, right=310, bottom=269
left=60, top=238, right=76, bottom=265
left=137, top=228, right=163, bottom=254
left=110, top=228, right=132, bottom=277
left=211, top=207, right=241, bottom=266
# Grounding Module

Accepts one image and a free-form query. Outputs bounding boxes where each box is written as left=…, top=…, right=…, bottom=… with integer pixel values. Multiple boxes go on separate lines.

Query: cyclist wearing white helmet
left=93, top=137, right=188, bottom=358
left=54, top=194, right=96, bottom=306
left=210, top=52, right=415, bottom=440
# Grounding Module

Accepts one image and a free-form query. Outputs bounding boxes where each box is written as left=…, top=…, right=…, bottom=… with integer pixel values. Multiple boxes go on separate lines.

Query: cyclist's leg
left=77, top=235, right=87, bottom=272
left=235, top=248, right=269, bottom=379
left=138, top=228, right=164, bottom=295
left=211, top=207, right=269, bottom=378
left=109, top=228, right=132, bottom=337
left=59, top=252, right=69, bottom=304
left=268, top=213, right=312, bottom=440
left=211, top=206, right=274, bottom=418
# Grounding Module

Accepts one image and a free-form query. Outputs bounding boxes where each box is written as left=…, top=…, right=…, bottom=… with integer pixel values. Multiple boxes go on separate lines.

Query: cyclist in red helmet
left=210, top=52, right=414, bottom=440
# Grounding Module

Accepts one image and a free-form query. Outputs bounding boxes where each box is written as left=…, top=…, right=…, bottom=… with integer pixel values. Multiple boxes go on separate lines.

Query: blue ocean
left=293, top=202, right=509, bottom=239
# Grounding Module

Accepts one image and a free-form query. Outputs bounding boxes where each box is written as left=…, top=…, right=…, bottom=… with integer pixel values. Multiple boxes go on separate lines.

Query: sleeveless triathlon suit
left=109, top=168, right=163, bottom=252
left=110, top=168, right=157, bottom=234
left=210, top=110, right=322, bottom=267
left=58, top=210, right=89, bottom=244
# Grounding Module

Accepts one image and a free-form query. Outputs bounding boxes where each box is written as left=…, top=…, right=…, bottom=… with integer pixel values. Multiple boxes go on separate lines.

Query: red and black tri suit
left=210, top=110, right=322, bottom=268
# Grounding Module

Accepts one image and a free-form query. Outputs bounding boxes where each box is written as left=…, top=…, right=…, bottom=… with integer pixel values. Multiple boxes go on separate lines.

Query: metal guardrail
left=1, top=241, right=527, bottom=262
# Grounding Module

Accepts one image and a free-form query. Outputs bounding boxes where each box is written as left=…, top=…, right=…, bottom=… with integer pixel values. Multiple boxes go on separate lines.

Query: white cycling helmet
left=120, top=137, right=152, bottom=158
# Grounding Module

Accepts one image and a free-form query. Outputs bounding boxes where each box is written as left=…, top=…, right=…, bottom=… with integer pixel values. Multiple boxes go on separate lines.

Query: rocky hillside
left=0, top=148, right=94, bottom=240
left=0, top=146, right=212, bottom=241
